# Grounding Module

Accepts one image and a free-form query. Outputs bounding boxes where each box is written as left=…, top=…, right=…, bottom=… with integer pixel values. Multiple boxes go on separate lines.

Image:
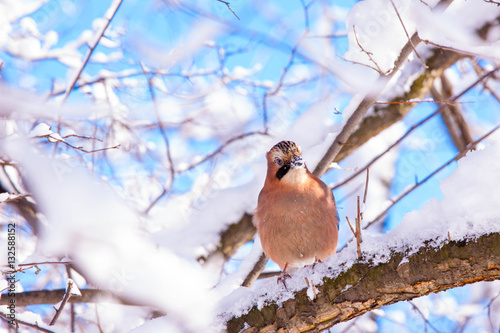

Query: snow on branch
left=218, top=135, right=500, bottom=331
left=223, top=233, right=500, bottom=332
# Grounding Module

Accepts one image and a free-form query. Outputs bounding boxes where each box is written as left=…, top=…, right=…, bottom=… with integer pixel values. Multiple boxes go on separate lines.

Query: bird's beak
left=290, top=155, right=304, bottom=168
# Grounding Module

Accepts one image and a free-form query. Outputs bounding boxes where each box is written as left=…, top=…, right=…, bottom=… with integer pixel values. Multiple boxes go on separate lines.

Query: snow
left=213, top=237, right=265, bottom=299
left=215, top=132, right=500, bottom=327
left=3, top=137, right=217, bottom=331
left=344, top=0, right=421, bottom=74
left=0, top=192, right=23, bottom=202
left=67, top=278, right=82, bottom=296
left=416, top=1, right=500, bottom=60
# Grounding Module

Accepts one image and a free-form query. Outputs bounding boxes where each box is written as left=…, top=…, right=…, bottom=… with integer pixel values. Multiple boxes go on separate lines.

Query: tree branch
left=226, top=232, right=500, bottom=332
left=0, top=289, right=135, bottom=307
left=0, top=312, right=54, bottom=333
left=60, top=0, right=123, bottom=103
left=364, top=123, right=500, bottom=229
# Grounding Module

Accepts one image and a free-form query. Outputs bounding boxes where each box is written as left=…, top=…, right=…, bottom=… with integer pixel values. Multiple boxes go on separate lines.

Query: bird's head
left=266, top=140, right=307, bottom=185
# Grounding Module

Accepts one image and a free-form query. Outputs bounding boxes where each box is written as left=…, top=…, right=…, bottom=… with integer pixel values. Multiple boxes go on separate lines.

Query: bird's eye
left=275, top=158, right=283, bottom=166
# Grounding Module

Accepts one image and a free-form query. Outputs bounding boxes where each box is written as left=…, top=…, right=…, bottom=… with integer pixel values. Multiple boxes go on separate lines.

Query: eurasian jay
left=254, top=141, right=339, bottom=282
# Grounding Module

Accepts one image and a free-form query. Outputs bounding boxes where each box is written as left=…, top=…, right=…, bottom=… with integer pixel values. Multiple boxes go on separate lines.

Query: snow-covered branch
left=224, top=232, right=500, bottom=332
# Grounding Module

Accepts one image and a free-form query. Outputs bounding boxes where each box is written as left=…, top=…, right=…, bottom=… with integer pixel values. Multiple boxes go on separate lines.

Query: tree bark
left=226, top=232, right=500, bottom=333
left=0, top=289, right=134, bottom=307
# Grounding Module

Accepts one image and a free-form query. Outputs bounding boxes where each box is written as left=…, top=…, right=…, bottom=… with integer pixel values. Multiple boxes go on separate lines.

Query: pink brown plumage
left=254, top=141, right=339, bottom=280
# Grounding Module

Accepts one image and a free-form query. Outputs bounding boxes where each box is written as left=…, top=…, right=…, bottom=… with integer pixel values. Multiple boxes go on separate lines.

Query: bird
left=253, top=140, right=339, bottom=286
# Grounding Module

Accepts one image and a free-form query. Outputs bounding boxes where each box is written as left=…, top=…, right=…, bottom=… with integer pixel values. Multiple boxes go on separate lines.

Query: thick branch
left=201, top=213, right=256, bottom=263
left=226, top=232, right=500, bottom=332
left=333, top=48, right=463, bottom=164
left=0, top=289, right=134, bottom=307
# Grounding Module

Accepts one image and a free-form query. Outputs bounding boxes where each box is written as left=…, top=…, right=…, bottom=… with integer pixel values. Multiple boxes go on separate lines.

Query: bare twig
left=61, top=0, right=123, bottom=103
left=13, top=261, right=71, bottom=268
left=95, top=304, right=104, bottom=333
left=144, top=73, right=175, bottom=213
left=420, top=37, right=489, bottom=59
left=431, top=74, right=473, bottom=151
left=390, top=0, right=428, bottom=69
left=345, top=216, right=356, bottom=236
left=66, top=266, right=76, bottom=332
left=363, top=168, right=369, bottom=205
left=486, top=292, right=500, bottom=332
left=484, top=0, right=500, bottom=5
left=50, top=279, right=79, bottom=326
left=242, top=252, right=269, bottom=287
left=62, top=134, right=103, bottom=142
left=352, top=25, right=385, bottom=74
left=470, top=59, right=500, bottom=106
left=178, top=131, right=268, bottom=173
left=374, top=99, right=463, bottom=106
left=0, top=312, right=54, bottom=333
left=356, top=195, right=362, bottom=243
left=217, top=0, right=240, bottom=20
left=313, top=33, right=420, bottom=177
left=347, top=213, right=362, bottom=259
left=332, top=66, right=499, bottom=190
left=410, top=301, right=442, bottom=333
left=299, top=0, right=312, bottom=30
left=262, top=31, right=305, bottom=132
left=41, top=134, right=120, bottom=154
left=365, top=123, right=500, bottom=229
left=313, top=0, right=455, bottom=178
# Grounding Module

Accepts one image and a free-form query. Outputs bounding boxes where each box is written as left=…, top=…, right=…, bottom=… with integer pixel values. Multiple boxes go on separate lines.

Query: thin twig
left=363, top=168, right=369, bottom=205
left=50, top=279, right=77, bottom=326
left=178, top=131, right=268, bottom=173
left=347, top=213, right=362, bottom=259
left=410, top=301, right=442, bottom=333
left=299, top=0, right=312, bottom=30
left=61, top=0, right=123, bottom=103
left=262, top=31, right=305, bottom=133
left=144, top=73, right=175, bottom=212
left=390, top=0, right=428, bottom=69
left=66, top=266, right=76, bottom=332
left=486, top=292, right=500, bottom=332
left=95, top=304, right=104, bottom=333
left=484, top=0, right=500, bottom=5
left=242, top=252, right=269, bottom=287
left=0, top=311, right=55, bottom=333
left=420, top=37, right=489, bottom=59
left=365, top=123, right=500, bottom=229
left=217, top=0, right=240, bottom=20
left=62, top=134, right=103, bottom=142
left=332, top=66, right=499, bottom=190
left=144, top=188, right=167, bottom=215
left=352, top=25, right=384, bottom=74
left=345, top=216, right=356, bottom=236
left=42, top=134, right=120, bottom=154
left=313, top=34, right=420, bottom=177
left=15, top=261, right=71, bottom=267
left=314, top=0, right=455, bottom=178
left=356, top=195, right=362, bottom=242
left=374, top=99, right=464, bottom=106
